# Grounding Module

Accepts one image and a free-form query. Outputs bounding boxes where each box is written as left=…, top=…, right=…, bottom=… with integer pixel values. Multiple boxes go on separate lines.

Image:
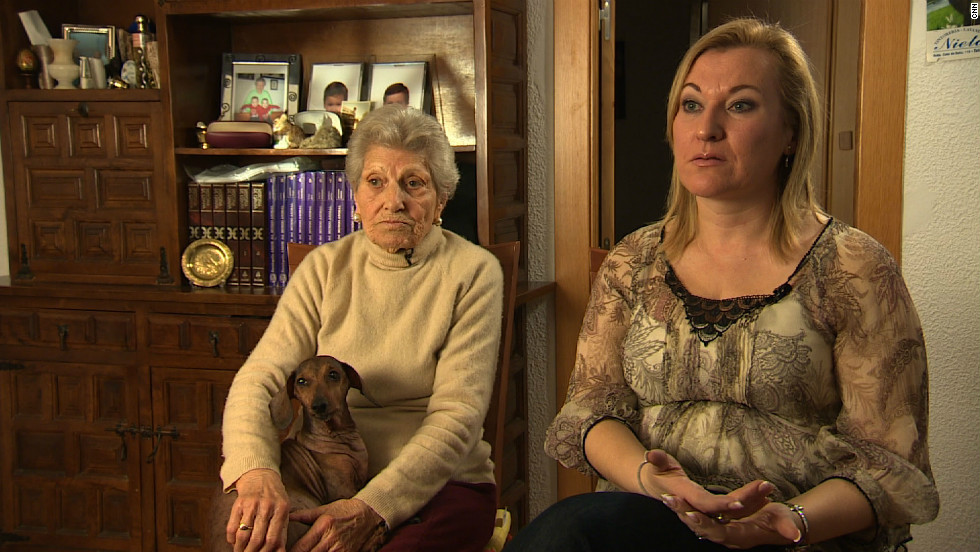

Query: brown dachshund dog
left=210, top=355, right=371, bottom=550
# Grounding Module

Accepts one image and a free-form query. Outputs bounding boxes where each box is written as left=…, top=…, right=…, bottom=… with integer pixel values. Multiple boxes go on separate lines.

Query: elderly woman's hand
left=226, top=468, right=291, bottom=552
left=288, top=498, right=386, bottom=552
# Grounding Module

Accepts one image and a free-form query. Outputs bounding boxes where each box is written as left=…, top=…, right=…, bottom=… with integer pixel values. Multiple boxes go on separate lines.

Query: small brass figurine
left=196, top=122, right=209, bottom=149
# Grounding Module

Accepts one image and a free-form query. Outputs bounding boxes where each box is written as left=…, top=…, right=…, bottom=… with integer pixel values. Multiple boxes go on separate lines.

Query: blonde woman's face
left=353, top=146, right=445, bottom=253
left=671, top=47, right=795, bottom=205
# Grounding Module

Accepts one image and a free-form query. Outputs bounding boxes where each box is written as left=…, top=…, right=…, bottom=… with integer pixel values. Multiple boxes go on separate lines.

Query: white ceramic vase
left=46, top=38, right=79, bottom=89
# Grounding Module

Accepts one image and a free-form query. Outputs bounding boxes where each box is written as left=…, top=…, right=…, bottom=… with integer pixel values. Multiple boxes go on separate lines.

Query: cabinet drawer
left=145, top=314, right=269, bottom=359
left=11, top=101, right=159, bottom=161
left=0, top=307, right=136, bottom=352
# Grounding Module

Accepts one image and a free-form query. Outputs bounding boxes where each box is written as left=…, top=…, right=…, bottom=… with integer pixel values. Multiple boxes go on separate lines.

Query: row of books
left=267, top=170, right=360, bottom=287
left=188, top=180, right=266, bottom=287
left=187, top=170, right=360, bottom=287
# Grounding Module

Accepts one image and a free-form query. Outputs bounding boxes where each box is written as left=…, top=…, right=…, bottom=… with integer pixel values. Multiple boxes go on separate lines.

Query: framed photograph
left=219, top=53, right=301, bottom=122
left=307, top=62, right=364, bottom=112
left=367, top=61, right=428, bottom=112
left=62, top=24, right=116, bottom=64
left=341, top=100, right=374, bottom=127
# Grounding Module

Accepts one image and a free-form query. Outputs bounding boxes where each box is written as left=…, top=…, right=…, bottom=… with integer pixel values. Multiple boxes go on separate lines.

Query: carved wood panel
left=150, top=367, right=234, bottom=552
left=7, top=101, right=176, bottom=285
left=0, top=361, right=143, bottom=550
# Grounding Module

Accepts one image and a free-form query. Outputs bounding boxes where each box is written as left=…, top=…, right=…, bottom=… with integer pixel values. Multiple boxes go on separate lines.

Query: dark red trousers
left=381, top=481, right=497, bottom=552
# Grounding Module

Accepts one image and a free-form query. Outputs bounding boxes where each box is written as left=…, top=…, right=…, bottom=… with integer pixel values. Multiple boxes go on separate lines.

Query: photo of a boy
left=382, top=82, right=410, bottom=106
left=322, top=81, right=348, bottom=114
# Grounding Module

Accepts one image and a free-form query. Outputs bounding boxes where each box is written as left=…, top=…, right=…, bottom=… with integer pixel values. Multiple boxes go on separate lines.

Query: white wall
left=904, top=2, right=980, bottom=550
left=525, top=0, right=558, bottom=519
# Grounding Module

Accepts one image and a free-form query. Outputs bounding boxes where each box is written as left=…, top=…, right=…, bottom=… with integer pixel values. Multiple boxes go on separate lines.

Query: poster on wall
left=925, top=0, right=980, bottom=61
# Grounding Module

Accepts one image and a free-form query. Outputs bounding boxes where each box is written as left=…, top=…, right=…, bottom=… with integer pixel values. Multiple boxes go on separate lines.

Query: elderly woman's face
left=353, top=145, right=446, bottom=253
left=672, top=47, right=795, bottom=204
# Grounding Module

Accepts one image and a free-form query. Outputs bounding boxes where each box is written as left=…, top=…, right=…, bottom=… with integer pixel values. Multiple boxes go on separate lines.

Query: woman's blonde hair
left=662, top=17, right=825, bottom=260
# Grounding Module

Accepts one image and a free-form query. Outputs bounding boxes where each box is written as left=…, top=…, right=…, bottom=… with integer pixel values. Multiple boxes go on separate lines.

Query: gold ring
left=239, top=523, right=252, bottom=531
left=714, top=514, right=730, bottom=525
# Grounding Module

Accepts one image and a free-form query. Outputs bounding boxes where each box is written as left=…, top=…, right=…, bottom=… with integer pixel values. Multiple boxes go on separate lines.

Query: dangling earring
left=434, top=216, right=443, bottom=226
left=784, top=155, right=790, bottom=169
left=352, top=212, right=361, bottom=223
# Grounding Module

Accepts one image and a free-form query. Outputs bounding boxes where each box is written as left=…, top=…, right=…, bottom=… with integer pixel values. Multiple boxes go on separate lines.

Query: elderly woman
left=508, top=18, right=937, bottom=552
left=218, top=105, right=503, bottom=552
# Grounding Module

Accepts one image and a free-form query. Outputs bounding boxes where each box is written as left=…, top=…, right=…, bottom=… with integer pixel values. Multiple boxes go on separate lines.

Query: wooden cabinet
left=1, top=359, right=143, bottom=550
left=6, top=94, right=177, bottom=285
left=0, top=290, right=274, bottom=550
left=1, top=0, right=532, bottom=547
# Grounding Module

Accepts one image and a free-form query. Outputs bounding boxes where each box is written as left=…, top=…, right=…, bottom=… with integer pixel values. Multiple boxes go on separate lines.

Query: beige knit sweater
left=220, top=227, right=503, bottom=527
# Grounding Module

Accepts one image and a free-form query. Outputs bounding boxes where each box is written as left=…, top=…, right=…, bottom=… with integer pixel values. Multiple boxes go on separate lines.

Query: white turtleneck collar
left=364, top=227, right=446, bottom=270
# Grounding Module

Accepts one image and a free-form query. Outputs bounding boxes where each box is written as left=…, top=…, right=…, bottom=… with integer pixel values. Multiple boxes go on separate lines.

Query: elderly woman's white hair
left=345, top=105, right=460, bottom=201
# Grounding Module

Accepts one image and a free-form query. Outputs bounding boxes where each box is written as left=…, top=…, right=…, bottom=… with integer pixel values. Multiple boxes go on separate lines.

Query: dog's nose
left=311, top=398, right=330, bottom=417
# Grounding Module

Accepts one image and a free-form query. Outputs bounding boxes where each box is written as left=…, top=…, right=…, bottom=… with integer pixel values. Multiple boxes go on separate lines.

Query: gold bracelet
left=636, top=458, right=652, bottom=497
left=784, top=502, right=810, bottom=544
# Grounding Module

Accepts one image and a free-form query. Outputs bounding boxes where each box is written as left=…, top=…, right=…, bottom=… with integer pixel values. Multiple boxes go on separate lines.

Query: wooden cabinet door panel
left=7, top=101, right=177, bottom=285
left=150, top=367, right=233, bottom=551
left=67, top=112, right=109, bottom=159
left=0, top=361, right=143, bottom=550
left=18, top=113, right=66, bottom=158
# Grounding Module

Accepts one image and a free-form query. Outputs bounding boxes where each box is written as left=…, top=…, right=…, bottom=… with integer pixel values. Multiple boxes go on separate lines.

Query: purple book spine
left=340, top=172, right=357, bottom=234
left=295, top=172, right=308, bottom=245
left=304, top=171, right=316, bottom=245
left=333, top=171, right=344, bottom=241
left=277, top=174, right=289, bottom=286
left=314, top=171, right=327, bottom=245
left=286, top=173, right=299, bottom=246
left=325, top=171, right=337, bottom=242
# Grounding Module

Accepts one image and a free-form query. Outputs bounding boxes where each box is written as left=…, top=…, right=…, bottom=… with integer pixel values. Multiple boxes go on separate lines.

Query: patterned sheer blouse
left=545, top=219, right=938, bottom=551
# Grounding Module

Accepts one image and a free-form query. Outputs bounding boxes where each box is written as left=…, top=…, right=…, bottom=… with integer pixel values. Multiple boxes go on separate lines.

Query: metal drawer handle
left=209, top=330, right=220, bottom=357
left=58, top=324, right=69, bottom=350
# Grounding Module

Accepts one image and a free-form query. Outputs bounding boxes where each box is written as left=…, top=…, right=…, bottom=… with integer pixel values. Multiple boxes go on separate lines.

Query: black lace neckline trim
left=664, top=219, right=832, bottom=345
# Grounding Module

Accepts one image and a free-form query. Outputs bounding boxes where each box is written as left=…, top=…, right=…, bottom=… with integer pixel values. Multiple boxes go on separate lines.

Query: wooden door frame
left=552, top=0, right=909, bottom=499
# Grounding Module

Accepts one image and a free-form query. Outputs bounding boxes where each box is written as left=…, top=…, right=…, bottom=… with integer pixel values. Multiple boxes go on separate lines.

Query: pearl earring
left=435, top=217, right=443, bottom=226
left=353, top=212, right=361, bottom=223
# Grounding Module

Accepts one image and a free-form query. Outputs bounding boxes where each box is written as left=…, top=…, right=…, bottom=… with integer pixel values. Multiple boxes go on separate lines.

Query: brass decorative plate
left=181, top=238, right=234, bottom=287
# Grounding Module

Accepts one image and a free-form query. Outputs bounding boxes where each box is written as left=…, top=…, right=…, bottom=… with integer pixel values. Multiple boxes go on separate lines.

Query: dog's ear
left=286, top=371, right=297, bottom=399
left=339, top=360, right=382, bottom=407
left=339, top=360, right=363, bottom=391
left=270, top=370, right=298, bottom=431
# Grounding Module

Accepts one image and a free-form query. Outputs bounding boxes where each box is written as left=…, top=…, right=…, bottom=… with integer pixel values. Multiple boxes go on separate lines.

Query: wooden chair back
left=481, top=241, right=520, bottom=503
left=286, top=240, right=521, bottom=504
left=287, top=242, right=317, bottom=278
left=590, top=247, right=608, bottom=285
left=588, top=246, right=608, bottom=493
